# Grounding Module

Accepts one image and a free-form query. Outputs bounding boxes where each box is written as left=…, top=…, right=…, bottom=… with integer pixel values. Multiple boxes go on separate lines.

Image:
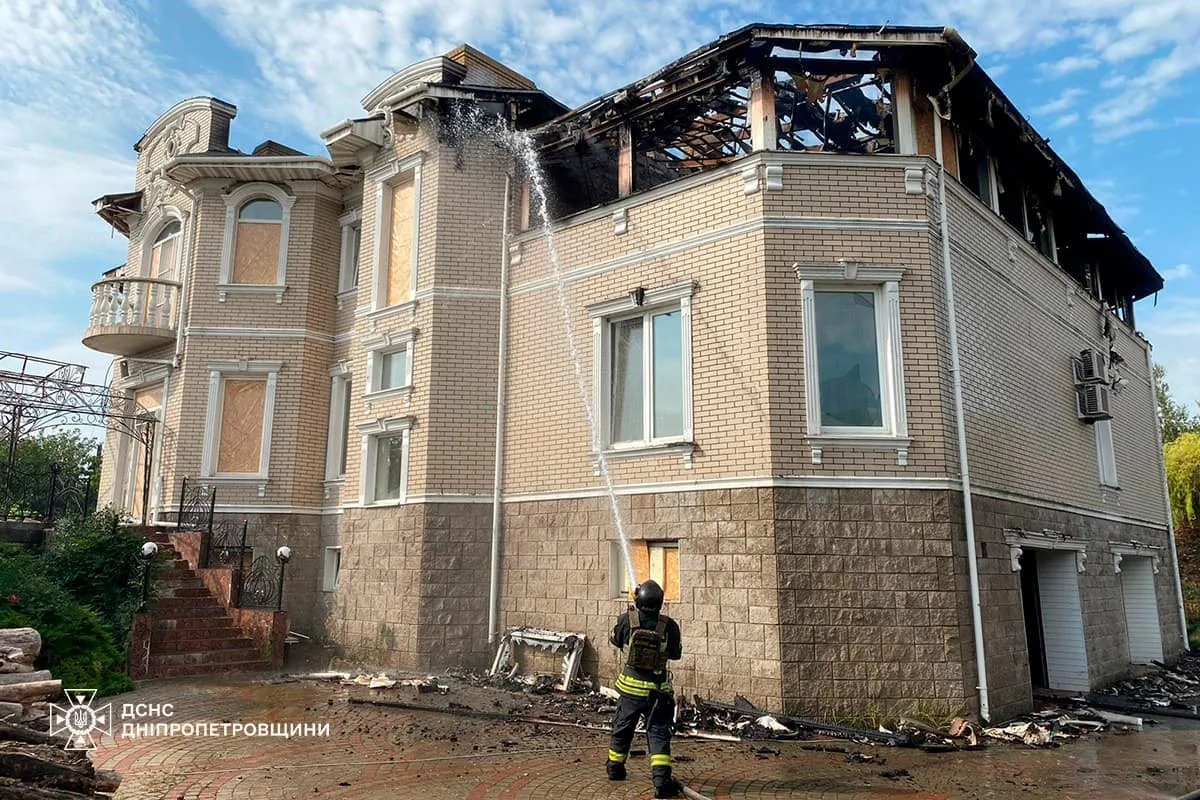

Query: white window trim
left=325, top=361, right=352, bottom=482
left=368, top=154, right=423, bottom=311
left=1004, top=528, right=1088, bottom=574
left=588, top=282, right=696, bottom=465
left=322, top=546, right=342, bottom=592
left=217, top=182, right=295, bottom=303
left=363, top=328, right=416, bottom=402
left=1109, top=541, right=1162, bottom=575
left=1094, top=418, right=1119, bottom=489
left=795, top=262, right=910, bottom=466
left=337, top=208, right=362, bottom=300
left=358, top=416, right=413, bottom=506
left=200, top=359, right=281, bottom=481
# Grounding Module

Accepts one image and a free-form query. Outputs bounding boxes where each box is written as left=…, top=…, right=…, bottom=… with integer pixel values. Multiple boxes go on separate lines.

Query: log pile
left=0, top=630, right=60, bottom=724
left=0, top=629, right=121, bottom=798
left=0, top=721, right=121, bottom=799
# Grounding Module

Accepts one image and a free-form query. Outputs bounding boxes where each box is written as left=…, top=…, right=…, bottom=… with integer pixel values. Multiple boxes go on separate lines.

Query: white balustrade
left=88, top=278, right=181, bottom=332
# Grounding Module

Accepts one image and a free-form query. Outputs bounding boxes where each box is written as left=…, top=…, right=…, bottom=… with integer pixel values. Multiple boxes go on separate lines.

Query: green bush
left=44, top=509, right=147, bottom=648
left=0, top=547, right=132, bottom=696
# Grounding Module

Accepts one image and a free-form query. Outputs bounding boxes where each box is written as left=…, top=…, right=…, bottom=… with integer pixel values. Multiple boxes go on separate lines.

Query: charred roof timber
left=530, top=23, right=1162, bottom=315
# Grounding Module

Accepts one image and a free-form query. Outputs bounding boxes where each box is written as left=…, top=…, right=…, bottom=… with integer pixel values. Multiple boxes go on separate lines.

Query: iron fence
left=1, top=459, right=97, bottom=523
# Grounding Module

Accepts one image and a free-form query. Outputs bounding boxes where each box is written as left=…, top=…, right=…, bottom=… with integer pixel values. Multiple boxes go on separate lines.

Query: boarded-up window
left=232, top=199, right=282, bottom=285
left=217, top=379, right=266, bottom=474
left=386, top=177, right=414, bottom=306
left=619, top=540, right=680, bottom=602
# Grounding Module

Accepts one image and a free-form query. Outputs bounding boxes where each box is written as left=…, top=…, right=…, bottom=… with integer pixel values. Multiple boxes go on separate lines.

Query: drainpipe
left=1146, top=345, right=1191, bottom=647
left=929, top=95, right=992, bottom=722
left=488, top=172, right=513, bottom=644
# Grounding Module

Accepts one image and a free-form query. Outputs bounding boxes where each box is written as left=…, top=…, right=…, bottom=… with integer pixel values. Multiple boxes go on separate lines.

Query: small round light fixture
left=141, top=541, right=159, bottom=559
left=276, top=545, right=292, bottom=564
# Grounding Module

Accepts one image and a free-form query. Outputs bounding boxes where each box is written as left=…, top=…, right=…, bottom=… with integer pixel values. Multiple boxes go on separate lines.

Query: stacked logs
left=0, top=629, right=60, bottom=723
left=0, top=628, right=121, bottom=798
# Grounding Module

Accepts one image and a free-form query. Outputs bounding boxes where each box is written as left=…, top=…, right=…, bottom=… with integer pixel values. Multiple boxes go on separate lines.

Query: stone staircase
left=140, top=529, right=273, bottom=677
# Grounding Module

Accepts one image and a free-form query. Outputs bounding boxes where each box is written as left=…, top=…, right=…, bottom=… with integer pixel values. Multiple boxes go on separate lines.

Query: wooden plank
left=749, top=70, right=777, bottom=151
left=617, top=123, right=633, bottom=197
left=663, top=546, right=680, bottom=602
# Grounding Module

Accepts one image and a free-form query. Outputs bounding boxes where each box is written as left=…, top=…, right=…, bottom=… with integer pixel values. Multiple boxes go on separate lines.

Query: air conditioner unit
left=1073, top=349, right=1109, bottom=384
left=1076, top=383, right=1112, bottom=421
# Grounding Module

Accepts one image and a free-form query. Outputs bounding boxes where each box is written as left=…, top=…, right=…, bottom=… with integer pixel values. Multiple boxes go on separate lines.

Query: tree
left=1155, top=364, right=1200, bottom=444
left=1166, top=432, right=1200, bottom=529
left=0, top=430, right=101, bottom=519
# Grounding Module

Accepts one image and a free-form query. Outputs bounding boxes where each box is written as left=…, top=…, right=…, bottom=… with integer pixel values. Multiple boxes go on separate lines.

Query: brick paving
left=90, top=675, right=1200, bottom=799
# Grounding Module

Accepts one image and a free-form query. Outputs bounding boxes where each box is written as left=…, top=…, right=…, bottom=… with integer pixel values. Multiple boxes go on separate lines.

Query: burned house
left=85, top=25, right=1186, bottom=720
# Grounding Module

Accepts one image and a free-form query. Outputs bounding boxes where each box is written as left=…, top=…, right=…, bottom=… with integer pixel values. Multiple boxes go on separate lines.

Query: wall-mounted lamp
left=629, top=287, right=646, bottom=307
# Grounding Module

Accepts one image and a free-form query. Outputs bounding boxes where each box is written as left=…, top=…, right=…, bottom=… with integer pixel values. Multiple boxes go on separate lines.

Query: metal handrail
left=87, top=276, right=183, bottom=331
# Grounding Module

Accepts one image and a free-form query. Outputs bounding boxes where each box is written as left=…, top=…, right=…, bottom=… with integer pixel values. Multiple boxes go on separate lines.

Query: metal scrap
left=488, top=626, right=587, bottom=692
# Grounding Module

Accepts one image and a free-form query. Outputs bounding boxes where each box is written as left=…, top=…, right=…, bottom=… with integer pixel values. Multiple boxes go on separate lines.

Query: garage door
left=1037, top=550, right=1090, bottom=692
left=1120, top=556, right=1164, bottom=665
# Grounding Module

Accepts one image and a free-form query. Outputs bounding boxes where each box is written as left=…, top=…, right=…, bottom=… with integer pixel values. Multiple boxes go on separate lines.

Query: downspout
left=929, top=94, right=991, bottom=722
left=1147, top=345, right=1191, bottom=647
left=489, top=172, right=513, bottom=644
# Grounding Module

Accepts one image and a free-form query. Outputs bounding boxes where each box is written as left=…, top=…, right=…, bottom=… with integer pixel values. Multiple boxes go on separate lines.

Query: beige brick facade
left=86, top=34, right=1184, bottom=722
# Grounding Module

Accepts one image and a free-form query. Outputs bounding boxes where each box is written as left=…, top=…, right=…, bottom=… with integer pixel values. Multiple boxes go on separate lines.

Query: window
left=149, top=221, right=182, bottom=281
left=322, top=546, right=341, bottom=592
left=613, top=540, right=680, bottom=602
left=956, top=135, right=996, bottom=211
left=589, top=283, right=694, bottom=453
left=144, top=219, right=183, bottom=325
left=364, top=329, right=416, bottom=397
left=218, top=183, right=294, bottom=302
left=200, top=361, right=281, bottom=479
left=232, top=200, right=283, bottom=284
left=1095, top=419, right=1119, bottom=488
left=379, top=350, right=408, bottom=391
left=325, top=371, right=352, bottom=481
left=367, top=155, right=423, bottom=311
left=813, top=290, right=884, bottom=428
left=338, top=211, right=362, bottom=294
left=796, top=264, right=909, bottom=465
left=358, top=417, right=412, bottom=505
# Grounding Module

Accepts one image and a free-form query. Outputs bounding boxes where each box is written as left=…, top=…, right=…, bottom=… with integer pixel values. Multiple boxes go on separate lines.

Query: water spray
left=452, top=104, right=638, bottom=590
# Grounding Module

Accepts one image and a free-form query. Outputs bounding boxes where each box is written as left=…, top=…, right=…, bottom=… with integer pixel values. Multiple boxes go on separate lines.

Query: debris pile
left=1083, top=654, right=1200, bottom=719
left=982, top=706, right=1144, bottom=748
left=0, top=719, right=122, bottom=798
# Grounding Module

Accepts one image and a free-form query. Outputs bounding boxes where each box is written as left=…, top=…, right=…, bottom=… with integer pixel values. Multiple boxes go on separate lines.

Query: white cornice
left=136, top=97, right=237, bottom=152
left=361, top=56, right=467, bottom=112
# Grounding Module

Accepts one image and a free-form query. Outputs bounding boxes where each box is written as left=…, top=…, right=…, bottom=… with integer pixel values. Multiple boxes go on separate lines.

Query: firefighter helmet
left=634, top=580, right=665, bottom=613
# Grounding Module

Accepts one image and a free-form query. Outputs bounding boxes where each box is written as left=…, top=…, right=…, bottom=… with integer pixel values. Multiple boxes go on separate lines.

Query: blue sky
left=2, top=0, right=1198, bottom=406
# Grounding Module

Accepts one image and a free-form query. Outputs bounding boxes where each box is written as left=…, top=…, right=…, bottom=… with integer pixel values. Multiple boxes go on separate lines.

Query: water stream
left=451, top=106, right=638, bottom=591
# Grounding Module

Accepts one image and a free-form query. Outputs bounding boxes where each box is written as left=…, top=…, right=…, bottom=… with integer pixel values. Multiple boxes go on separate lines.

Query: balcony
left=83, top=277, right=181, bottom=356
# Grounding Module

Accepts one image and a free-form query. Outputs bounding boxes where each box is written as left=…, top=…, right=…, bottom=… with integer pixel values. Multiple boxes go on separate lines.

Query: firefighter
left=606, top=579, right=683, bottom=798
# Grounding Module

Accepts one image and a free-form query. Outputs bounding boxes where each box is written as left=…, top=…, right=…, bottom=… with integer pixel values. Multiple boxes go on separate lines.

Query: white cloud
left=1053, top=112, right=1080, bottom=129
left=1034, top=87, right=1085, bottom=115
left=1160, top=263, right=1193, bottom=281
left=1041, top=54, right=1100, bottom=76
left=184, top=0, right=748, bottom=133
left=1142, top=296, right=1200, bottom=407
left=916, top=0, right=1200, bottom=137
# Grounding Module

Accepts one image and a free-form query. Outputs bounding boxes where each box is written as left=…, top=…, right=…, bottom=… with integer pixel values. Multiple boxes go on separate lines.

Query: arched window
left=218, top=183, right=293, bottom=299
left=232, top=198, right=284, bottom=284
left=149, top=220, right=182, bottom=281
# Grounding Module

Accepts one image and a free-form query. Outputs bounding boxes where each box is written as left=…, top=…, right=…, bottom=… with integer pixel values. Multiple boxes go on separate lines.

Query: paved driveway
left=90, top=674, right=1200, bottom=799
